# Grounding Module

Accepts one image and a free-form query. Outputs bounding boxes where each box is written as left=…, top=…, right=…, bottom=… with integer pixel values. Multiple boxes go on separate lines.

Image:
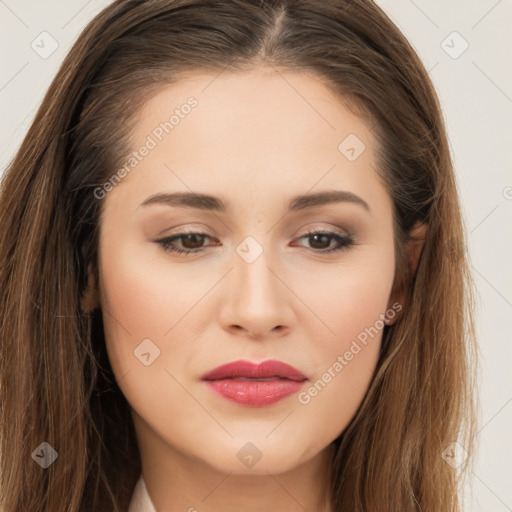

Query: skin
left=94, top=67, right=423, bottom=512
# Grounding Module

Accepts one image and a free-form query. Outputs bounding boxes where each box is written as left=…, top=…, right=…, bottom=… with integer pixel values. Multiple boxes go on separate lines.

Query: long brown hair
left=0, top=1, right=477, bottom=510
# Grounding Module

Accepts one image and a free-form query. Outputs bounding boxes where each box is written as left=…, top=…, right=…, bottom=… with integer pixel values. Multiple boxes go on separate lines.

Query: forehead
left=134, top=67, right=373, bottom=152
left=109, top=67, right=387, bottom=214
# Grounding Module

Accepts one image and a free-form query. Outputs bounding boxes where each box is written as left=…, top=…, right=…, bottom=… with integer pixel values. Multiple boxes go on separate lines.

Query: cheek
left=293, top=293, right=390, bottom=449
left=98, top=234, right=222, bottom=399
left=97, top=239, right=207, bottom=431
left=98, top=237, right=210, bottom=338
left=290, top=248, right=394, bottom=430
left=294, top=245, right=395, bottom=353
left=98, top=235, right=170, bottom=380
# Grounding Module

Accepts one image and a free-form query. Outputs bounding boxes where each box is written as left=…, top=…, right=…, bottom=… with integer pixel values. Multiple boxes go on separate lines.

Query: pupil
left=183, top=234, right=203, bottom=249
left=310, top=234, right=329, bottom=249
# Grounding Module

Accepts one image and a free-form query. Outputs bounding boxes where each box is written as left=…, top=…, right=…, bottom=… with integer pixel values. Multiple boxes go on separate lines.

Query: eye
left=293, top=229, right=355, bottom=253
left=155, top=231, right=215, bottom=255
left=155, top=229, right=355, bottom=255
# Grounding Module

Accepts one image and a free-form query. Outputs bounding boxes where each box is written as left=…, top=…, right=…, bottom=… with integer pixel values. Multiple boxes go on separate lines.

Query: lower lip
left=203, top=378, right=306, bottom=407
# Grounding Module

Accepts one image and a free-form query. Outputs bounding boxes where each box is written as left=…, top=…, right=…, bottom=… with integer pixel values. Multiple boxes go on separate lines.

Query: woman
left=0, top=0, right=477, bottom=511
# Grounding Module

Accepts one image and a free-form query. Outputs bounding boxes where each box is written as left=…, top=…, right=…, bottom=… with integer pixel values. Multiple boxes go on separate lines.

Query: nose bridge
left=234, top=234, right=281, bottom=308
left=222, top=234, right=292, bottom=336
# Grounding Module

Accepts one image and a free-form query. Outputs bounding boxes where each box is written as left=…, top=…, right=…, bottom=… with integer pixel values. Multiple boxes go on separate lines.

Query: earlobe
left=80, top=263, right=100, bottom=313
left=385, top=221, right=427, bottom=325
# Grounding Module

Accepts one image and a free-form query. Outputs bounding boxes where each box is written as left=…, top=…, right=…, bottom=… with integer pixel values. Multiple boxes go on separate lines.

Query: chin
left=199, top=438, right=321, bottom=476
left=209, top=454, right=304, bottom=476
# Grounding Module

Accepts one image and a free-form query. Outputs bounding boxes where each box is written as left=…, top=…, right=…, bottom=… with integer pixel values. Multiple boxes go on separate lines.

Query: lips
left=201, top=359, right=308, bottom=381
left=201, top=359, right=308, bottom=407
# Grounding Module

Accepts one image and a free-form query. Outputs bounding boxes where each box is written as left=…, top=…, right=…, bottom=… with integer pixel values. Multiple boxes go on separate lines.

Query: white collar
left=128, top=474, right=157, bottom=512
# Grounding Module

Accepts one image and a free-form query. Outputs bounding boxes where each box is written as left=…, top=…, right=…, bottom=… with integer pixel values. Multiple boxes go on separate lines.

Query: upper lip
left=201, top=359, right=308, bottom=381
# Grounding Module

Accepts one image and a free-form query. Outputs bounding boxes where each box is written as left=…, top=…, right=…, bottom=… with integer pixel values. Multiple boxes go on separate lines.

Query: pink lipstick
left=201, top=359, right=308, bottom=407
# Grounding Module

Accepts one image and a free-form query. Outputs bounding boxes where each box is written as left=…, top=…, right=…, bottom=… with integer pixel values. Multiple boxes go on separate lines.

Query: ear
left=80, top=263, right=100, bottom=313
left=385, top=221, right=427, bottom=325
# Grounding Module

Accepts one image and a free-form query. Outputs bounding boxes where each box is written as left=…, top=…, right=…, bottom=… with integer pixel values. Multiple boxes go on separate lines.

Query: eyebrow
left=140, top=190, right=370, bottom=212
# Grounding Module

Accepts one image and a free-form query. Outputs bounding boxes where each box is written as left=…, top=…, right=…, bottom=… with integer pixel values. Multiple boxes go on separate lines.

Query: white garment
left=128, top=475, right=157, bottom=512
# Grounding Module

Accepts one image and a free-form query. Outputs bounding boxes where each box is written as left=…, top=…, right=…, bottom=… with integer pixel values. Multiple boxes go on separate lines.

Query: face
left=97, top=67, right=399, bottom=476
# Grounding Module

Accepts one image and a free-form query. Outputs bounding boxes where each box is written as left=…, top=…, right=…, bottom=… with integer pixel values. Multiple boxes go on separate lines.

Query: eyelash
left=155, top=229, right=355, bottom=256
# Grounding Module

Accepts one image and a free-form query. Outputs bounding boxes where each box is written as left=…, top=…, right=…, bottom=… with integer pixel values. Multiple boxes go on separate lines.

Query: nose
left=218, top=241, right=294, bottom=340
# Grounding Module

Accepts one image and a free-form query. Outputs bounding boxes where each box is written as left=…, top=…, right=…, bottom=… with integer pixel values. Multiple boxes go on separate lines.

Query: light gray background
left=1, top=1, right=511, bottom=510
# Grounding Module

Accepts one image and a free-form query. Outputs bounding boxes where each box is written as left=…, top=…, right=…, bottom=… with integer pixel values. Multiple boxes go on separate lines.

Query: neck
left=133, top=413, right=334, bottom=512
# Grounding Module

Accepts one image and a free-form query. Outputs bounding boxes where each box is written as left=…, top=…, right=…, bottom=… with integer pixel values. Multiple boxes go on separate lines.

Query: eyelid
left=154, top=226, right=355, bottom=256
left=295, top=225, right=350, bottom=238
left=154, top=223, right=215, bottom=238
left=155, top=224, right=349, bottom=244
